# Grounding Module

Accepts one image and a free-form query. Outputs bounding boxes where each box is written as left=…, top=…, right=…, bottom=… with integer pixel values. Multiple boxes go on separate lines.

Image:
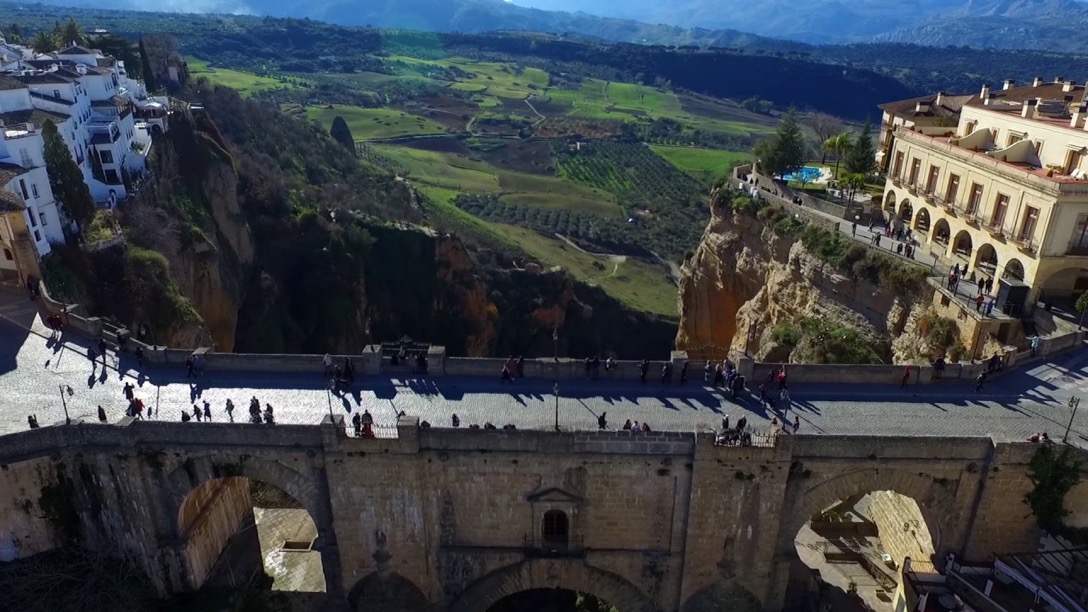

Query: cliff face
left=677, top=194, right=919, bottom=362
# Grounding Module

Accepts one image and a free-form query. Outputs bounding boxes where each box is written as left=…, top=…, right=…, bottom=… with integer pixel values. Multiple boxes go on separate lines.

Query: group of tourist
left=621, top=419, right=652, bottom=433
left=439, top=413, right=516, bottom=431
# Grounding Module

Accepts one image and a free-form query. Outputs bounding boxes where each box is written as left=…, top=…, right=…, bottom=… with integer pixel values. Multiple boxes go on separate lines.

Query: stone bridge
left=0, top=417, right=1061, bottom=611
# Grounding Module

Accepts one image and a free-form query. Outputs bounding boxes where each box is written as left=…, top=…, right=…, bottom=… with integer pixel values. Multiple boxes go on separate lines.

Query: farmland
left=196, top=52, right=773, bottom=318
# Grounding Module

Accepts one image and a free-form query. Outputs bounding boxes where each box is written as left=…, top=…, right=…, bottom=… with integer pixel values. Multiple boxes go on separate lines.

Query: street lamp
left=552, top=326, right=560, bottom=432
left=59, top=384, right=73, bottom=425
left=1064, top=396, right=1081, bottom=444
left=326, top=378, right=336, bottom=423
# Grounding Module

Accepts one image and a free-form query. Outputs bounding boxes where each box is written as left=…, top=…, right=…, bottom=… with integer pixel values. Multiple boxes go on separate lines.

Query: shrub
left=947, top=341, right=966, bottom=362
left=771, top=322, right=801, bottom=350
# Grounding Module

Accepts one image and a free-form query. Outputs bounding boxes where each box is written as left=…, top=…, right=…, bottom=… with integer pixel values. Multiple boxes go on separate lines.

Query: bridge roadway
left=3, top=289, right=1088, bottom=446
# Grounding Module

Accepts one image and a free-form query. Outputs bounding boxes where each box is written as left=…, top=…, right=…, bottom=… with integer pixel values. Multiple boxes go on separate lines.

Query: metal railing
left=982, top=217, right=1007, bottom=238
left=1010, top=234, right=1037, bottom=253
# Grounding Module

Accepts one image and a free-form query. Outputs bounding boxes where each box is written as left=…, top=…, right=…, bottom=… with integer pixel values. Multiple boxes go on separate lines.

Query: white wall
left=959, top=105, right=1088, bottom=172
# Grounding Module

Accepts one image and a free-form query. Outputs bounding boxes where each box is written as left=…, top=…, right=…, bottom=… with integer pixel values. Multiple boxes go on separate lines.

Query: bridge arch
left=448, top=559, right=661, bottom=612
left=788, top=468, right=955, bottom=556
left=347, top=571, right=430, bottom=612
left=167, top=455, right=334, bottom=593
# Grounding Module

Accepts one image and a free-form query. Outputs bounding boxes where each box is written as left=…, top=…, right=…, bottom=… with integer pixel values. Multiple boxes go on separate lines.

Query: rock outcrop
left=677, top=192, right=926, bottom=362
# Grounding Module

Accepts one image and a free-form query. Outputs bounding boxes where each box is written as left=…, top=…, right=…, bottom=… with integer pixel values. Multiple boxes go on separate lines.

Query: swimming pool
left=782, top=167, right=823, bottom=183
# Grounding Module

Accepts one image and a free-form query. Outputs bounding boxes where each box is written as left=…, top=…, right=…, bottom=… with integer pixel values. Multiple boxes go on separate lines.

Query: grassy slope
left=372, top=145, right=500, bottom=192
left=306, top=105, right=448, bottom=139
left=491, top=224, right=677, bottom=318
left=187, top=58, right=305, bottom=96
left=649, top=145, right=752, bottom=182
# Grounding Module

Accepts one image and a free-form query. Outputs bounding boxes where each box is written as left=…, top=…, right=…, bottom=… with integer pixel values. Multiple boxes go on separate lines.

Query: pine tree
left=844, top=119, right=876, bottom=176
left=42, top=120, right=95, bottom=229
left=752, top=108, right=805, bottom=179
left=138, top=37, right=158, bottom=92
left=329, top=116, right=356, bottom=157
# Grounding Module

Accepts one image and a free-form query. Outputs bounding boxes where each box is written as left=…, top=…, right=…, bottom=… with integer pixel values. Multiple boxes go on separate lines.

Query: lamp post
left=1064, top=396, right=1081, bottom=444
left=552, top=326, right=559, bottom=432
left=326, top=379, right=336, bottom=423
left=58, top=384, right=73, bottom=425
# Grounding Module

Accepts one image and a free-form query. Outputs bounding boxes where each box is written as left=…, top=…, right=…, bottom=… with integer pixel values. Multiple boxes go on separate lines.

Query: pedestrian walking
left=516, top=356, right=525, bottom=379
left=225, top=399, right=235, bottom=422
left=680, top=361, right=688, bottom=384
left=123, top=382, right=134, bottom=401
left=792, top=416, right=800, bottom=434
left=352, top=413, right=362, bottom=437
left=975, top=293, right=984, bottom=312
left=704, top=361, right=713, bottom=383
left=1030, top=336, right=1040, bottom=357
left=660, top=362, right=672, bottom=384
left=452, top=413, right=460, bottom=427
left=736, top=416, right=747, bottom=432
left=975, top=371, right=987, bottom=392
left=203, top=400, right=211, bottom=421
left=597, top=411, right=608, bottom=430
left=87, top=346, right=98, bottom=368
left=97, top=339, right=107, bottom=363
left=193, top=405, right=202, bottom=422
left=323, top=353, right=333, bottom=378
left=135, top=345, right=144, bottom=368
left=639, top=359, right=649, bottom=384
left=851, top=222, right=857, bottom=236
left=901, top=366, right=911, bottom=388
left=185, top=355, right=195, bottom=378
left=97, top=405, right=107, bottom=423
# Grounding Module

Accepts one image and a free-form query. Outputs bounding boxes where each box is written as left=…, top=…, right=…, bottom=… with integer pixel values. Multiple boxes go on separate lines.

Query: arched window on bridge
left=542, top=510, right=569, bottom=548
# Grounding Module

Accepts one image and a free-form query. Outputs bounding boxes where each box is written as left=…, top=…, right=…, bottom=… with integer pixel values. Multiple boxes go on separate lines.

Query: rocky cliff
left=677, top=190, right=926, bottom=363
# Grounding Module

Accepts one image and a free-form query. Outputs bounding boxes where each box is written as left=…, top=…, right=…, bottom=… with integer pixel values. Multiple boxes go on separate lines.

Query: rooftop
left=0, top=75, right=27, bottom=91
left=0, top=161, right=27, bottom=190
left=880, top=92, right=973, bottom=120
left=11, top=72, right=73, bottom=85
left=0, top=188, right=24, bottom=212
left=57, top=45, right=94, bottom=56
left=0, top=107, right=69, bottom=127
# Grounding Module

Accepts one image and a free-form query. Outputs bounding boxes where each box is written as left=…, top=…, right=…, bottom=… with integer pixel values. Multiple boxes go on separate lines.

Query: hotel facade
left=880, top=78, right=1088, bottom=311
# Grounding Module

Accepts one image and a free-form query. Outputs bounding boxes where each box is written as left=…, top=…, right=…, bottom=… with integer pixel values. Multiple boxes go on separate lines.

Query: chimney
left=1064, top=80, right=1076, bottom=93
left=1072, top=104, right=1087, bottom=129
left=1034, top=76, right=1043, bottom=87
left=915, top=101, right=930, bottom=113
left=1003, top=79, right=1015, bottom=90
left=1056, top=76, right=1066, bottom=84
left=980, top=83, right=991, bottom=99
left=1022, top=98, right=1038, bottom=119
left=984, top=93, right=996, bottom=106
left=936, top=91, right=945, bottom=106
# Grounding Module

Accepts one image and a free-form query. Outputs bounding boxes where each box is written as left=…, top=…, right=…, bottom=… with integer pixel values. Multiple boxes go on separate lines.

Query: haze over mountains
left=16, top=0, right=1088, bottom=52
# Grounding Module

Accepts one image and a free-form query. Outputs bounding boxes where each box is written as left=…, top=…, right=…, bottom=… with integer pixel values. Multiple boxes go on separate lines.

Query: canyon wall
left=676, top=191, right=930, bottom=362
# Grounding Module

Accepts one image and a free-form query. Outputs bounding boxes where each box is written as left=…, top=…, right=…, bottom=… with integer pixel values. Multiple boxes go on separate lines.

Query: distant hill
left=11, top=0, right=1088, bottom=52
left=515, top=0, right=1088, bottom=52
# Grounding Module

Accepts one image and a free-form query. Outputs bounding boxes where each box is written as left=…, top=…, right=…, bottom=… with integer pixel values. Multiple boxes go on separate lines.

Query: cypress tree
left=844, top=119, right=876, bottom=176
left=138, top=37, right=157, bottom=92
left=329, top=116, right=356, bottom=156
left=42, top=120, right=95, bottom=228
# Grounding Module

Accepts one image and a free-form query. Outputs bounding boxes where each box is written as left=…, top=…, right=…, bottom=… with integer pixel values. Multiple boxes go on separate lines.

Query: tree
left=329, top=116, right=356, bottom=156
left=137, top=37, right=157, bottom=92
left=806, top=113, right=846, bottom=162
left=42, top=120, right=95, bottom=229
left=823, top=132, right=852, bottom=178
left=56, top=18, right=84, bottom=47
left=752, top=108, right=805, bottom=179
left=844, top=119, right=876, bottom=176
left=30, top=31, right=56, bottom=54
left=7, top=23, right=23, bottom=42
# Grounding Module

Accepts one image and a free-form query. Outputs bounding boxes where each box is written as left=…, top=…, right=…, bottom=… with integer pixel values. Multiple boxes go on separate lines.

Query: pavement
left=3, top=288, right=1088, bottom=446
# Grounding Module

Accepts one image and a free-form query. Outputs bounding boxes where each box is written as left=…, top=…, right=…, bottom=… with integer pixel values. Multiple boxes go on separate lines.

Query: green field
left=188, top=58, right=305, bottom=96
left=650, top=146, right=752, bottom=182
left=496, top=171, right=621, bottom=217
left=492, top=225, right=677, bottom=318
left=306, top=105, right=447, bottom=140
left=371, top=145, right=500, bottom=192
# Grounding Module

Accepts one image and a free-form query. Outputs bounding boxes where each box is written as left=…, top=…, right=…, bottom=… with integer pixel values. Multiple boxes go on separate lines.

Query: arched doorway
left=914, top=208, right=931, bottom=233
left=952, top=230, right=973, bottom=258
left=542, top=510, right=570, bottom=549
left=488, top=589, right=616, bottom=612
left=932, top=219, right=951, bottom=247
left=883, top=191, right=896, bottom=212
left=449, top=559, right=661, bottom=612
left=348, top=572, right=430, bottom=612
left=1004, top=259, right=1025, bottom=281
left=1040, top=267, right=1088, bottom=310
left=974, top=243, right=998, bottom=278
left=898, top=200, right=913, bottom=224
left=176, top=478, right=327, bottom=593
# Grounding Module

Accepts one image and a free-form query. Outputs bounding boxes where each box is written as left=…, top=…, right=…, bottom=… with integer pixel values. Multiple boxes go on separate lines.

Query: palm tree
left=30, top=31, right=56, bottom=54
left=57, top=18, right=84, bottom=48
left=823, top=132, right=853, bottom=179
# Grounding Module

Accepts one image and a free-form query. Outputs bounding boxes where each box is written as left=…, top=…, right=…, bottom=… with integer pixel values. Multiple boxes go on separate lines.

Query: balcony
left=939, top=197, right=957, bottom=214
left=963, top=210, right=980, bottom=226
left=523, top=534, right=585, bottom=558
left=1010, top=234, right=1037, bottom=254
left=907, top=183, right=920, bottom=195
left=923, top=191, right=937, bottom=205
left=983, top=218, right=1007, bottom=239
left=891, top=175, right=903, bottom=188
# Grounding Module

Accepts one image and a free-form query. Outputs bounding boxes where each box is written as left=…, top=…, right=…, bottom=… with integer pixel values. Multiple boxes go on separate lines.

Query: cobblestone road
left=3, top=289, right=1088, bottom=446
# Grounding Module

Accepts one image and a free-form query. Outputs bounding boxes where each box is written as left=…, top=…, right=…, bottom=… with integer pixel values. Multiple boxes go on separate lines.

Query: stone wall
left=0, top=455, right=60, bottom=562
left=862, top=491, right=936, bottom=568
left=178, top=477, right=253, bottom=588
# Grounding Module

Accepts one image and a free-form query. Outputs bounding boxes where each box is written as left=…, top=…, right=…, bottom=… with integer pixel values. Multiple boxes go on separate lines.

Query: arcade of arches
left=881, top=188, right=1088, bottom=301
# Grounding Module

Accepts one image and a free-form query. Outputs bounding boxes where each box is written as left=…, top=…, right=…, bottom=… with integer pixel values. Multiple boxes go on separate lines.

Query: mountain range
left=11, top=0, right=1088, bottom=52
